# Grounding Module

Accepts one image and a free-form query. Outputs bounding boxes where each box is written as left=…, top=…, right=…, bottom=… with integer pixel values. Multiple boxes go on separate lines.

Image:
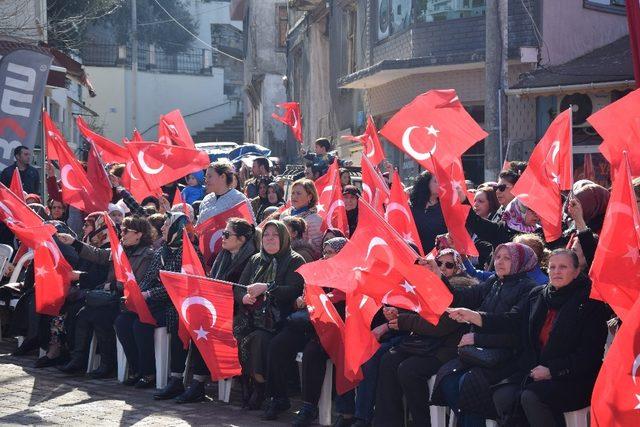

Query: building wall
left=541, top=0, right=628, bottom=66
left=0, top=0, right=46, bottom=42
left=84, top=66, right=234, bottom=142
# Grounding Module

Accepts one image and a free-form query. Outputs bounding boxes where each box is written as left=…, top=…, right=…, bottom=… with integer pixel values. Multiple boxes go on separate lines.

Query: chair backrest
left=0, top=243, right=14, bottom=278
left=9, top=250, right=34, bottom=284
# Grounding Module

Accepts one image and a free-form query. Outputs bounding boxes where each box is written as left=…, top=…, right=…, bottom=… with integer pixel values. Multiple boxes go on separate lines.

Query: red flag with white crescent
left=9, top=168, right=25, bottom=202
left=158, top=110, right=196, bottom=148
left=385, top=170, right=423, bottom=255
left=160, top=271, right=242, bottom=380
left=342, top=116, right=385, bottom=165
left=179, top=229, right=206, bottom=348
left=272, top=102, right=303, bottom=143
left=77, top=117, right=129, bottom=164
left=314, top=161, right=349, bottom=235
left=360, top=153, right=389, bottom=214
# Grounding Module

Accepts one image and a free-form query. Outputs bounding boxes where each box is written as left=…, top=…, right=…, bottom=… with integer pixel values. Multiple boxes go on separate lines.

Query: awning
left=508, top=36, right=634, bottom=96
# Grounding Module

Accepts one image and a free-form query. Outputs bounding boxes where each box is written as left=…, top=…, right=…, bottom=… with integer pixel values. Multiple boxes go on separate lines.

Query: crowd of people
left=0, top=136, right=634, bottom=427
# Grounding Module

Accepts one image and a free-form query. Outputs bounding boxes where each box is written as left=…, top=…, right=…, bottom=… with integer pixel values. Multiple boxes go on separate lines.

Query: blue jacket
left=181, top=185, right=205, bottom=205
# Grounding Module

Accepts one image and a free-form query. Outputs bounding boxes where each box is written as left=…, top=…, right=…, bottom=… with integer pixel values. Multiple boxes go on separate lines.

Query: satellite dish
left=559, top=94, right=593, bottom=126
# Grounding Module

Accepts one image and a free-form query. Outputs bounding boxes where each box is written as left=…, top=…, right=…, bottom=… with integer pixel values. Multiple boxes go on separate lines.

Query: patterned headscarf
left=501, top=198, right=538, bottom=233
left=323, top=237, right=348, bottom=254
left=494, top=242, right=538, bottom=275
left=86, top=213, right=109, bottom=247
left=165, top=212, right=188, bottom=249
left=436, top=248, right=465, bottom=273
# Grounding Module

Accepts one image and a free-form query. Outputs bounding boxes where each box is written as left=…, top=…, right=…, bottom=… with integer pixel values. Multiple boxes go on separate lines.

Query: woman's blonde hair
left=513, top=233, right=549, bottom=269
left=291, top=178, right=319, bottom=208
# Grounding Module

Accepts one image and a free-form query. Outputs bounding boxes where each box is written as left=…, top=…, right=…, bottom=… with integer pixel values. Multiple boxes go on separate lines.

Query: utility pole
left=484, top=0, right=508, bottom=180
left=131, top=0, right=138, bottom=133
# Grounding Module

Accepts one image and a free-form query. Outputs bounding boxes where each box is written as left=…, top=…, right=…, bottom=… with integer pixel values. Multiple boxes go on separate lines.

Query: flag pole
left=162, top=270, right=248, bottom=289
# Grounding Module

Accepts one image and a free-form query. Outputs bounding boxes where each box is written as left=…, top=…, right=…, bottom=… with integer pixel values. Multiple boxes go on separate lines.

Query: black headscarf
left=251, top=220, right=291, bottom=283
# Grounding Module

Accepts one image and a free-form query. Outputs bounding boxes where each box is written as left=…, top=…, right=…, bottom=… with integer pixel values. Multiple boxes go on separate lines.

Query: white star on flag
left=401, top=281, right=416, bottom=294
left=624, top=245, right=640, bottom=264
left=307, top=305, right=315, bottom=313
left=402, top=232, right=415, bottom=242
left=194, top=326, right=209, bottom=340
left=412, top=303, right=422, bottom=313
left=426, top=125, right=440, bottom=137
left=125, top=271, right=136, bottom=283
left=161, top=147, right=173, bottom=159
left=635, top=394, right=640, bottom=410
left=35, top=266, right=48, bottom=277
left=316, top=203, right=325, bottom=213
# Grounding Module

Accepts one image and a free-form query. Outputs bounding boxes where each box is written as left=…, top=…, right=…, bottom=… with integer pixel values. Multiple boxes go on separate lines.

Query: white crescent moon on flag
left=61, top=165, right=81, bottom=191
left=319, top=294, right=339, bottom=325
left=366, top=237, right=395, bottom=275
left=364, top=136, right=375, bottom=158
left=181, top=296, right=217, bottom=327
left=209, top=229, right=224, bottom=254
left=138, top=147, right=165, bottom=175
left=633, top=353, right=640, bottom=385
left=126, top=161, right=140, bottom=181
left=320, top=185, right=334, bottom=197
left=550, top=141, right=560, bottom=165
left=385, top=202, right=411, bottom=223
left=362, top=183, right=373, bottom=203
left=359, top=295, right=369, bottom=309
left=402, top=126, right=437, bottom=161
left=42, top=240, right=61, bottom=268
left=326, top=200, right=345, bottom=228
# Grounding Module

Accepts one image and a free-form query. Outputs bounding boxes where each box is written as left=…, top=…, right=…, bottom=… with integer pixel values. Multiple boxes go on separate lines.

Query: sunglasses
left=436, top=260, right=456, bottom=269
left=495, top=184, right=511, bottom=192
left=221, top=230, right=237, bottom=239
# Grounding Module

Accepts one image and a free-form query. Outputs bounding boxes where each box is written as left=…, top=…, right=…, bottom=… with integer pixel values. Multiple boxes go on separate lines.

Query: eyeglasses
left=121, top=227, right=136, bottom=234
left=322, top=249, right=336, bottom=257
left=436, top=260, right=456, bottom=269
left=222, top=230, right=237, bottom=239
left=495, top=184, right=511, bottom=192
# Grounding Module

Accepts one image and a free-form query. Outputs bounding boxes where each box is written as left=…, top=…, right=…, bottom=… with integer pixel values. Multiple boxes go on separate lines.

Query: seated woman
left=234, top=220, right=305, bottom=413
left=430, top=242, right=539, bottom=427
left=436, top=248, right=478, bottom=288
left=278, top=178, right=323, bottom=254
left=175, top=217, right=258, bottom=404
left=448, top=249, right=610, bottom=427
left=283, top=216, right=318, bottom=262
left=114, top=212, right=190, bottom=390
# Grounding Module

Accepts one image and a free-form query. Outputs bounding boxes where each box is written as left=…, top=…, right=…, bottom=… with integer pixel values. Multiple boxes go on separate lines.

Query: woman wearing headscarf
left=256, top=182, right=285, bottom=223
left=449, top=249, right=610, bottom=427
left=430, top=242, right=539, bottom=426
left=175, top=217, right=258, bottom=404
left=234, top=220, right=306, bottom=414
left=436, top=248, right=479, bottom=288
left=58, top=215, right=154, bottom=378
left=342, top=185, right=360, bottom=237
left=114, top=212, right=192, bottom=391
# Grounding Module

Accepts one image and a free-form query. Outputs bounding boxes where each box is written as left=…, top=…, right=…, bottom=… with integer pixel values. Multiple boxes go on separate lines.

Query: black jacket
left=0, top=163, right=40, bottom=194
left=411, top=202, right=447, bottom=254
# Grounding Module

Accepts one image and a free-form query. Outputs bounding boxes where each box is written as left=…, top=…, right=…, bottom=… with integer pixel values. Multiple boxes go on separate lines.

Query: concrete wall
left=190, top=0, right=243, bottom=43
left=541, top=0, right=628, bottom=65
left=84, top=66, right=234, bottom=142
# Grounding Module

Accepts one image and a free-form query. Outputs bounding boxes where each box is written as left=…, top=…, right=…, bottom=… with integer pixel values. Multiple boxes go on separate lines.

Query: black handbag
left=458, top=345, right=513, bottom=369
left=85, top=289, right=119, bottom=308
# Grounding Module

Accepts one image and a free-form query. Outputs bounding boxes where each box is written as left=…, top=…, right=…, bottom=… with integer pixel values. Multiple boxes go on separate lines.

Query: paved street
left=0, top=340, right=293, bottom=426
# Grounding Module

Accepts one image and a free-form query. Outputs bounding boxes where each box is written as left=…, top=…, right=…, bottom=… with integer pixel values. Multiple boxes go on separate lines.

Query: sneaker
left=292, top=402, right=318, bottom=426
left=262, top=397, right=291, bottom=420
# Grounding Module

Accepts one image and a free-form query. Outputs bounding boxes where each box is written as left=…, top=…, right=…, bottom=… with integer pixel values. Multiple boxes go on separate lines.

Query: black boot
left=248, top=381, right=265, bottom=410
left=13, top=337, right=38, bottom=356
left=292, top=402, right=319, bottom=427
left=240, top=375, right=253, bottom=409
left=175, top=380, right=206, bottom=404
left=58, top=357, right=86, bottom=374
left=262, top=397, right=291, bottom=421
left=88, top=364, right=115, bottom=379
left=153, top=376, right=185, bottom=400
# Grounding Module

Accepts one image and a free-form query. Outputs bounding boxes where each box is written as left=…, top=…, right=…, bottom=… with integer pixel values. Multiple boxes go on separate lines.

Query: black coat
left=411, top=202, right=447, bottom=254
left=481, top=275, right=610, bottom=400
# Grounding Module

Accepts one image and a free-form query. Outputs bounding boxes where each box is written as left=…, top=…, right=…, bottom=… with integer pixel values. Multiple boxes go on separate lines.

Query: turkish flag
left=305, top=284, right=362, bottom=394
left=195, top=200, right=254, bottom=266
left=10, top=168, right=25, bottom=202
left=45, top=113, right=106, bottom=213
left=343, top=292, right=380, bottom=379
left=583, top=153, right=595, bottom=181
left=179, top=229, right=206, bottom=348
left=158, top=110, right=196, bottom=148
left=76, top=117, right=129, bottom=164
left=103, top=213, right=156, bottom=325
left=132, top=129, right=143, bottom=141
left=379, top=89, right=487, bottom=171
left=360, top=153, right=389, bottom=214
left=511, top=109, right=573, bottom=242
left=591, top=294, right=640, bottom=426
left=385, top=170, right=423, bottom=255
left=125, top=141, right=210, bottom=190
left=588, top=89, right=640, bottom=176
left=314, top=161, right=349, bottom=235
left=342, top=116, right=385, bottom=165
left=159, top=271, right=242, bottom=380
left=626, top=0, right=640, bottom=86
left=0, top=183, right=45, bottom=227
left=431, top=156, right=479, bottom=256
left=589, top=153, right=640, bottom=321
left=120, top=148, right=162, bottom=203
left=85, top=141, right=114, bottom=212
left=272, top=102, right=303, bottom=143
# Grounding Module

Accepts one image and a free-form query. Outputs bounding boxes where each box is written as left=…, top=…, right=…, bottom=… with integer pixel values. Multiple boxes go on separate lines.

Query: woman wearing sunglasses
left=174, top=217, right=258, bottom=404
left=435, top=248, right=478, bottom=288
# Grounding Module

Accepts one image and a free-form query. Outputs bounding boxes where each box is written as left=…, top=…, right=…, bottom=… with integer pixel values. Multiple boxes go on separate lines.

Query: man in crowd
left=245, top=157, right=271, bottom=198
left=1, top=146, right=40, bottom=194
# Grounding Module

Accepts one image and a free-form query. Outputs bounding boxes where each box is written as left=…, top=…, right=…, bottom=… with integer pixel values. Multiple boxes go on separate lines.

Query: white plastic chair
left=116, top=335, right=128, bottom=382
left=0, top=244, right=13, bottom=278
left=296, top=352, right=333, bottom=426
left=428, top=375, right=448, bottom=427
left=564, top=407, right=589, bottom=427
left=86, top=332, right=101, bottom=373
left=218, top=378, right=233, bottom=403
left=9, top=250, right=33, bottom=284
left=154, top=327, right=171, bottom=389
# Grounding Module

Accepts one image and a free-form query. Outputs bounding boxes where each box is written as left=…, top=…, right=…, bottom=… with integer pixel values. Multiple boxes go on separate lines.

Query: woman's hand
left=458, top=332, right=475, bottom=347
left=371, top=323, right=389, bottom=342
left=383, top=306, right=398, bottom=321
left=388, top=318, right=399, bottom=330
left=141, top=291, right=151, bottom=300
left=242, top=293, right=257, bottom=305
left=69, top=271, right=81, bottom=281
left=417, top=257, right=443, bottom=277
left=567, top=197, right=587, bottom=231
left=530, top=365, right=551, bottom=381
left=3, top=262, right=14, bottom=277
left=56, top=233, right=75, bottom=245
left=447, top=308, right=483, bottom=326
left=295, top=296, right=306, bottom=309
left=247, top=283, right=268, bottom=298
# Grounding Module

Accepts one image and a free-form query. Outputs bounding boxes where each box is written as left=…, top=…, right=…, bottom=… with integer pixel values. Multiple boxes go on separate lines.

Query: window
left=345, top=7, right=357, bottom=74
left=415, top=0, right=486, bottom=23
left=584, top=0, right=626, bottom=15
left=277, top=5, right=288, bottom=49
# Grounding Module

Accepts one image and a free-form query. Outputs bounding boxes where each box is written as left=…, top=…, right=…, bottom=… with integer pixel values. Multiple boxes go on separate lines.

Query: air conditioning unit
left=377, top=0, right=390, bottom=40
left=557, top=93, right=611, bottom=128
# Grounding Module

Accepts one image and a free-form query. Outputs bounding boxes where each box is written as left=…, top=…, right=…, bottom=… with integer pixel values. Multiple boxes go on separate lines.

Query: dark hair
left=14, top=146, right=28, bottom=157
left=109, top=163, right=125, bottom=178
left=209, top=161, right=234, bottom=186
left=514, top=233, right=548, bottom=267
left=633, top=177, right=640, bottom=201
left=315, top=137, right=331, bottom=152
left=474, top=186, right=500, bottom=214
left=253, top=157, right=270, bottom=173
left=267, top=182, right=284, bottom=201
left=122, top=216, right=153, bottom=247
left=141, top=196, right=160, bottom=209
left=549, top=248, right=580, bottom=268
left=498, top=169, right=521, bottom=185
left=28, top=203, right=49, bottom=220
left=409, top=170, right=436, bottom=209
left=283, top=216, right=307, bottom=239
left=47, top=198, right=66, bottom=209
left=147, top=213, right=165, bottom=237
left=292, top=178, right=319, bottom=207
left=143, top=205, right=158, bottom=216
left=227, top=217, right=255, bottom=242
left=192, top=200, right=201, bottom=218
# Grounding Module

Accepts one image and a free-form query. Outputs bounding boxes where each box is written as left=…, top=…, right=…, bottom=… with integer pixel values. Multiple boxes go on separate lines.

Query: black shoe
left=58, top=358, right=86, bottom=374
left=240, top=375, right=253, bottom=409
left=292, top=402, right=318, bottom=426
left=333, top=415, right=356, bottom=427
left=248, top=381, right=265, bottom=410
left=134, top=376, right=155, bottom=389
left=262, top=398, right=291, bottom=421
left=350, top=419, right=370, bottom=427
left=153, top=377, right=185, bottom=400
left=175, top=380, right=206, bottom=404
left=88, top=364, right=115, bottom=379
left=34, top=356, right=58, bottom=368
left=123, top=374, right=142, bottom=386
left=12, top=338, right=38, bottom=356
